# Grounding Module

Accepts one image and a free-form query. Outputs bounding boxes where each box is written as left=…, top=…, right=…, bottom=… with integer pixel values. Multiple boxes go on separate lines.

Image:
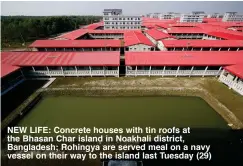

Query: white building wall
left=163, top=38, right=176, bottom=40
left=159, top=13, right=175, bottom=20
left=144, top=33, right=157, bottom=45
left=207, top=13, right=223, bottom=18
left=157, top=41, right=168, bottom=51
left=151, top=13, right=160, bottom=18
left=27, top=66, right=119, bottom=77
left=127, top=44, right=153, bottom=51
left=126, top=66, right=223, bottom=77
left=31, top=48, right=38, bottom=51
left=162, top=30, right=169, bottom=34
left=219, top=69, right=243, bottom=95
left=222, top=12, right=243, bottom=22
left=173, top=13, right=181, bottom=18
left=201, top=34, right=223, bottom=40
left=180, top=13, right=205, bottom=22
left=144, top=34, right=176, bottom=48
left=103, top=15, right=142, bottom=29
left=156, top=27, right=167, bottom=31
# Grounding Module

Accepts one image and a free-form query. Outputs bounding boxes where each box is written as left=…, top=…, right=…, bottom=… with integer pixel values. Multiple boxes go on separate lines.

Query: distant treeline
left=1, top=16, right=102, bottom=47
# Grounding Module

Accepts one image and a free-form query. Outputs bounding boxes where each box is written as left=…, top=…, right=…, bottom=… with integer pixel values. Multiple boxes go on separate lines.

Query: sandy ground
left=55, top=77, right=206, bottom=88
left=84, top=77, right=204, bottom=87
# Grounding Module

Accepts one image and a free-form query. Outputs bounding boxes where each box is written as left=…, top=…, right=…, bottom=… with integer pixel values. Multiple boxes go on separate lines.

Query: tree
left=1, top=15, right=102, bottom=47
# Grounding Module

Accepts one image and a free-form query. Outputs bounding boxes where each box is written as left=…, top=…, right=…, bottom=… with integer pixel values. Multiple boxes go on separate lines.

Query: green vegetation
left=1, top=15, right=102, bottom=48
left=201, top=79, right=243, bottom=122
left=1, top=42, right=33, bottom=50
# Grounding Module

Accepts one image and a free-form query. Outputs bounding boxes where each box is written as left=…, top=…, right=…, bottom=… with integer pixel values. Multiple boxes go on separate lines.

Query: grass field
left=18, top=96, right=228, bottom=135
left=1, top=42, right=32, bottom=51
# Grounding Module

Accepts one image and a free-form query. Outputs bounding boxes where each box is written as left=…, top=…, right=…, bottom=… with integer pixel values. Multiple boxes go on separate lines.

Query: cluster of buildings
left=222, top=12, right=243, bottom=22
left=146, top=12, right=181, bottom=20
left=207, top=13, right=224, bottom=19
left=1, top=9, right=243, bottom=96
left=179, top=11, right=206, bottom=23
left=103, top=9, right=142, bottom=30
left=147, top=11, right=243, bottom=23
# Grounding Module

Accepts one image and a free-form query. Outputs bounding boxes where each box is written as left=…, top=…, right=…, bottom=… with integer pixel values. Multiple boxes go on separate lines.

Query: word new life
left=7, top=127, right=50, bottom=134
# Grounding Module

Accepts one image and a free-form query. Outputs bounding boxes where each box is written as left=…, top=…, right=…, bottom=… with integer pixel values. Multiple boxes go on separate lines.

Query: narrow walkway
left=42, top=78, right=56, bottom=88
left=27, top=78, right=56, bottom=88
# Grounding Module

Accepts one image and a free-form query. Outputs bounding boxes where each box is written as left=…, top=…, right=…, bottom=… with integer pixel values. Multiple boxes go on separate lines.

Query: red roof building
left=224, top=64, right=243, bottom=79
left=1, top=52, right=120, bottom=66
left=145, top=29, right=176, bottom=40
left=202, top=18, right=222, bottom=23
left=88, top=29, right=140, bottom=34
left=57, top=29, right=88, bottom=40
left=207, top=22, right=243, bottom=28
left=234, top=27, right=243, bottom=32
left=124, top=31, right=154, bottom=47
left=3, top=19, right=243, bottom=94
left=167, top=27, right=205, bottom=34
left=1, top=63, right=20, bottom=78
left=169, top=23, right=200, bottom=27
left=125, top=51, right=243, bottom=66
left=82, top=22, right=103, bottom=30
left=219, top=63, right=243, bottom=95
left=205, top=31, right=243, bottom=40
left=29, top=40, right=121, bottom=48
left=154, top=23, right=169, bottom=29
left=161, top=40, right=243, bottom=48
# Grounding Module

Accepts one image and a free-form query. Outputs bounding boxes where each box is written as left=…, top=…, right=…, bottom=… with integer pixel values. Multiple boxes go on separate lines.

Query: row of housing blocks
left=147, top=11, right=243, bottom=23
left=1, top=9, right=243, bottom=95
